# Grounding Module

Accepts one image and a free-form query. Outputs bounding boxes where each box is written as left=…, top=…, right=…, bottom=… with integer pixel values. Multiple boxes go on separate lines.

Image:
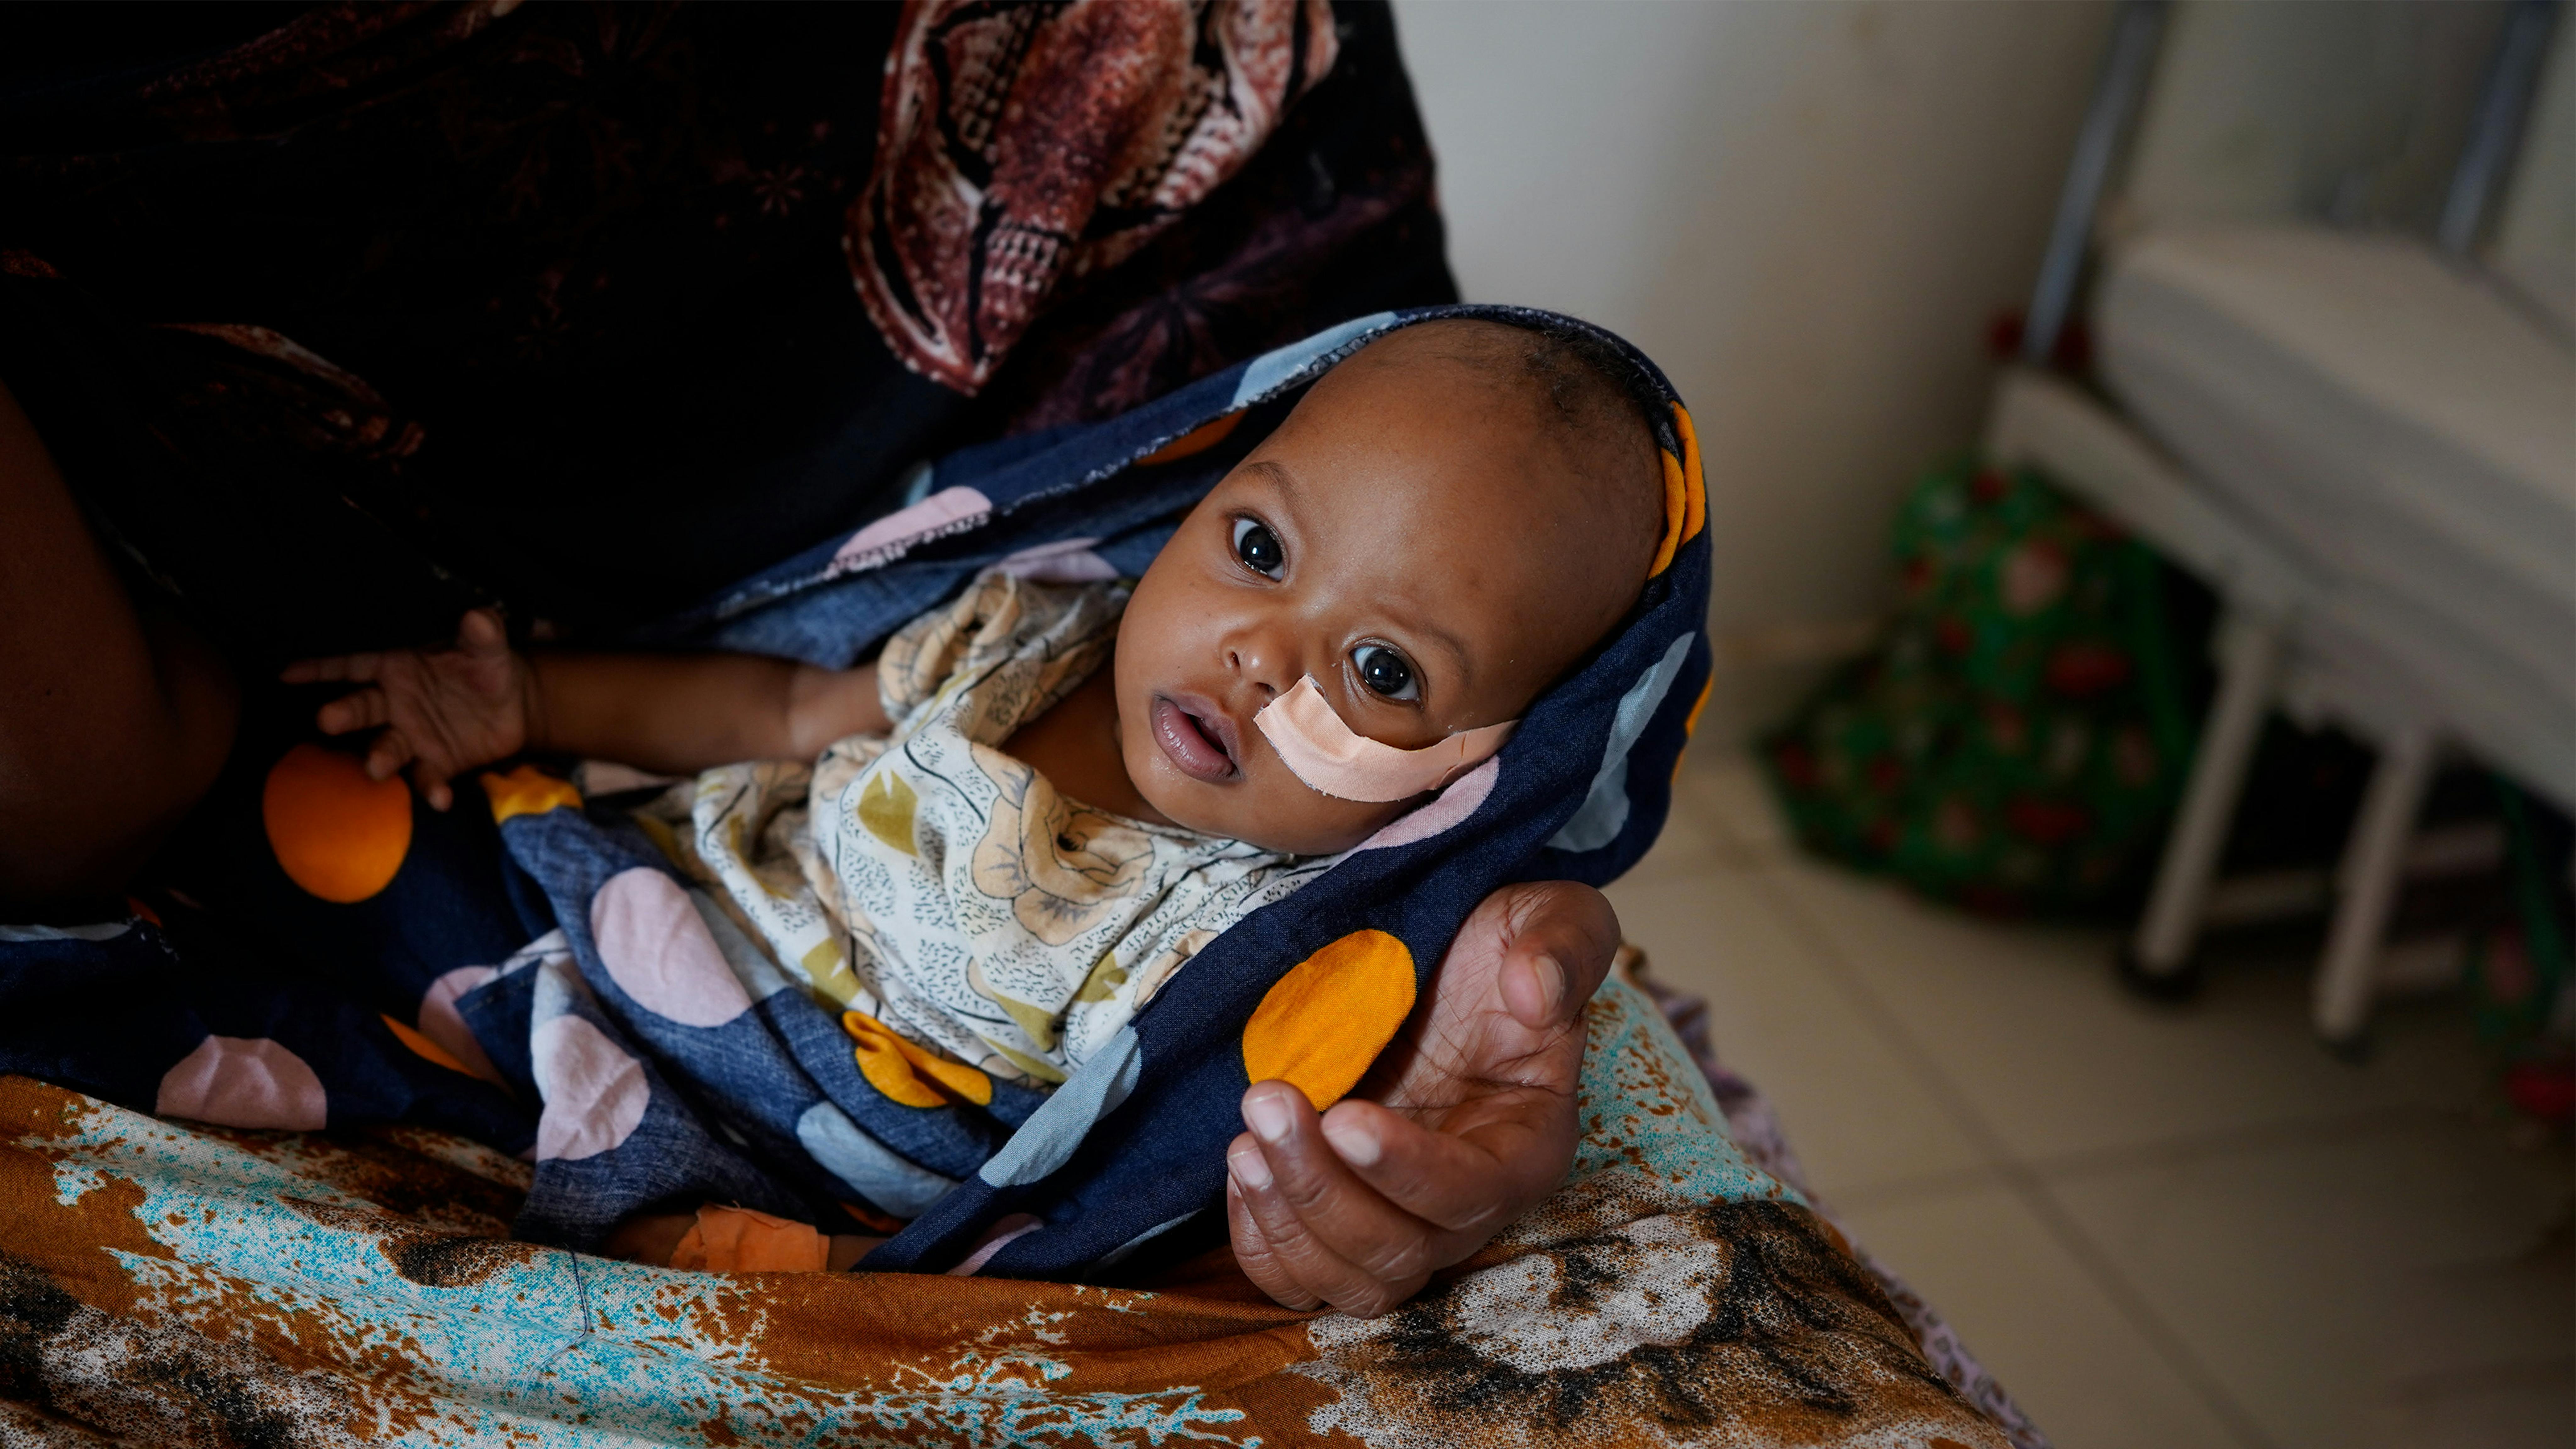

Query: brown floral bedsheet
left=0, top=971, right=2024, bottom=1447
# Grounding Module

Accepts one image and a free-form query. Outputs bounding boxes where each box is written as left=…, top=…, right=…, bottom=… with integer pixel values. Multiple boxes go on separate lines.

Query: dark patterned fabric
left=0, top=0, right=1453, bottom=641
left=1765, top=458, right=2194, bottom=917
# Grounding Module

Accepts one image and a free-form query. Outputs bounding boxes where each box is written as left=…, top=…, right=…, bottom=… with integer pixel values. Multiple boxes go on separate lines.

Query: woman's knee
left=0, top=377, right=238, bottom=906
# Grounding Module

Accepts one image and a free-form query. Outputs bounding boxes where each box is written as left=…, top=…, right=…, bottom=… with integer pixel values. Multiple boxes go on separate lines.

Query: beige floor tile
left=2045, top=1121, right=2574, bottom=1449
left=1758, top=858, right=2494, bottom=1163
left=1619, top=779, right=1734, bottom=883
left=1602, top=870, right=1992, bottom=1199
left=1674, top=747, right=1797, bottom=863
left=1836, top=1178, right=2255, bottom=1449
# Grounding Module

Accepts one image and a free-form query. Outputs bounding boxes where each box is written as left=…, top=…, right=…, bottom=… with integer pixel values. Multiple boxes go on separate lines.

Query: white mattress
left=2095, top=226, right=2576, bottom=766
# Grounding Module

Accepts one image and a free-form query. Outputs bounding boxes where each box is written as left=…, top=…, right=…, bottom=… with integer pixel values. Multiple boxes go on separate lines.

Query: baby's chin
left=1128, top=755, right=1397, bottom=857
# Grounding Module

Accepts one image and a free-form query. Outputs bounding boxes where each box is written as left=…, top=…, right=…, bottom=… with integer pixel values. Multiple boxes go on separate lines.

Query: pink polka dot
left=1351, top=757, right=1499, bottom=854
left=589, top=869, right=752, bottom=1029
left=830, top=486, right=993, bottom=573
left=946, top=1213, right=1044, bottom=1276
left=419, top=966, right=505, bottom=1086
left=996, top=537, right=1118, bottom=583
left=156, top=1036, right=328, bottom=1131
left=531, top=1015, right=650, bottom=1161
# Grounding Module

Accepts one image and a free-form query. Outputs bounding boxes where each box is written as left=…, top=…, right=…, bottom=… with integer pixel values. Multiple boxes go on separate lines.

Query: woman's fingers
left=1492, top=880, right=1618, bottom=1032
left=1226, top=1176, right=1323, bottom=1311
left=1228, top=1128, right=1416, bottom=1316
left=280, top=650, right=382, bottom=686
left=314, top=687, right=390, bottom=736
left=1310, top=1096, right=1541, bottom=1240
left=457, top=608, right=507, bottom=654
left=1230, top=1084, right=1434, bottom=1316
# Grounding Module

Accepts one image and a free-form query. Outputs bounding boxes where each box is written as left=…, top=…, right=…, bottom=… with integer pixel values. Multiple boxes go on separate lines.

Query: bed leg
left=2122, top=609, right=2282, bottom=997
left=2312, top=723, right=2437, bottom=1050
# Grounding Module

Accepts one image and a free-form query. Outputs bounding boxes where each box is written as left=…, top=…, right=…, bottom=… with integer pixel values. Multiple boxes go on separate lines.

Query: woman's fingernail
left=1244, top=1090, right=1294, bottom=1144
left=1533, top=954, right=1567, bottom=1016
left=1322, top=1117, right=1380, bottom=1168
left=1228, top=1140, right=1273, bottom=1191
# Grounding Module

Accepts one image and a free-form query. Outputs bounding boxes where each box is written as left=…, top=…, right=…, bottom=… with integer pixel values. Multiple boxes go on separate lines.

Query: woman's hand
left=1224, top=879, right=1618, bottom=1317
left=282, top=608, right=533, bottom=811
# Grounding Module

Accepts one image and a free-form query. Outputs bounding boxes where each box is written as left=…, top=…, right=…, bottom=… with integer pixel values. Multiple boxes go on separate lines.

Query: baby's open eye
left=1232, top=517, right=1285, bottom=579
left=1353, top=643, right=1419, bottom=702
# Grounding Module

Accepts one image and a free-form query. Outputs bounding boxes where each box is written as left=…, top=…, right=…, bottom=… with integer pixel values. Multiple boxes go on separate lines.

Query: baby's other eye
left=1232, top=517, right=1285, bottom=579
left=1353, top=643, right=1419, bottom=702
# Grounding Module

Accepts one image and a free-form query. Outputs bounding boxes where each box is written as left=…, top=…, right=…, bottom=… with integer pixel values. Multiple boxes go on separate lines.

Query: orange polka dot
left=839, top=1199, right=905, bottom=1233
left=381, top=1013, right=475, bottom=1077
left=1242, top=929, right=1417, bottom=1111
left=1673, top=674, right=1716, bottom=786
left=262, top=743, right=411, bottom=903
left=842, top=1011, right=993, bottom=1108
left=1671, top=401, right=1706, bottom=545
left=1137, top=410, right=1244, bottom=466
left=479, top=764, right=583, bottom=825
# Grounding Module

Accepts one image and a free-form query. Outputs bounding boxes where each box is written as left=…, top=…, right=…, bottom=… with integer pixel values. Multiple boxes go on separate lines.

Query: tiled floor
left=1609, top=749, right=2576, bottom=1449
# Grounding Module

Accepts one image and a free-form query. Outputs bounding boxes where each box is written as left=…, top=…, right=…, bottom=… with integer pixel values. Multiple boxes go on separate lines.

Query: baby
left=288, top=318, right=1668, bottom=1272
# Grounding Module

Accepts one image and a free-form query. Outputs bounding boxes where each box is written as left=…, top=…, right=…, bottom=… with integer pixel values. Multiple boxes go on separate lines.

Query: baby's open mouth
left=1151, top=694, right=1240, bottom=783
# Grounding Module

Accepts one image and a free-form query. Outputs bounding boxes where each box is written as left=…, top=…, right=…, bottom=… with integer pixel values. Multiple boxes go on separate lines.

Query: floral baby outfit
left=649, top=570, right=1329, bottom=1090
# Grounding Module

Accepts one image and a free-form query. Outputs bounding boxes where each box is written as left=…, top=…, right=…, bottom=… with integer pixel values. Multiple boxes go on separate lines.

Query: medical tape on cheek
left=1252, top=675, right=1515, bottom=803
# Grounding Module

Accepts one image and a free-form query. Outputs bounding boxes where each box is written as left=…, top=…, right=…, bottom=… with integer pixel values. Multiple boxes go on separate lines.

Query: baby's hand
left=282, top=609, right=533, bottom=811
left=1224, top=880, right=1618, bottom=1317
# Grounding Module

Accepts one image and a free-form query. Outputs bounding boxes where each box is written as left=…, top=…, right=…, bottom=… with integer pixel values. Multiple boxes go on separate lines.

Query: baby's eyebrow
left=1408, top=620, right=1472, bottom=696
left=1237, top=456, right=1300, bottom=502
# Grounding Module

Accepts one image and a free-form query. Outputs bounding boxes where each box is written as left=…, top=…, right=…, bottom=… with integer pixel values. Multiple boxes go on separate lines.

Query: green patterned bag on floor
left=1763, top=457, right=2194, bottom=917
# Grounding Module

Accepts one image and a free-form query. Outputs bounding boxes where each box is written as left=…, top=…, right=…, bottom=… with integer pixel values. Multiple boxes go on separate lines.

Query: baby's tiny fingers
left=363, top=730, right=414, bottom=782
left=414, top=763, right=456, bottom=814
left=316, top=688, right=390, bottom=736
left=281, top=651, right=383, bottom=686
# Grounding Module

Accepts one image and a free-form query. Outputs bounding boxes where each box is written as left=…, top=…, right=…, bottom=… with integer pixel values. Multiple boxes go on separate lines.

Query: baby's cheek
left=1225, top=775, right=1406, bottom=857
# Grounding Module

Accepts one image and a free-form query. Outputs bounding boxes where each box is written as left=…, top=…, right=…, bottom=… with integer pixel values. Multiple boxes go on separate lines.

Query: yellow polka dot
left=262, top=743, right=412, bottom=904
left=479, top=764, right=583, bottom=824
left=1137, top=410, right=1244, bottom=466
left=1243, top=929, right=1417, bottom=1111
left=842, top=1011, right=994, bottom=1108
left=381, top=1013, right=475, bottom=1076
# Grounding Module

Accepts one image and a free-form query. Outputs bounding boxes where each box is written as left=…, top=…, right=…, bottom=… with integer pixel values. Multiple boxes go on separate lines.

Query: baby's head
left=1115, top=318, right=1669, bottom=855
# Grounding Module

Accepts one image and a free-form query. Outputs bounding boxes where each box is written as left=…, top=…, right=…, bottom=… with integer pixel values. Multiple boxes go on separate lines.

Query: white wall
left=2115, top=0, right=2506, bottom=236
left=1393, top=0, right=2114, bottom=738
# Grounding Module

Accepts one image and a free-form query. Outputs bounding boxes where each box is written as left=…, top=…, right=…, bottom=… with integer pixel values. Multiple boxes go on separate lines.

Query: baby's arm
left=528, top=648, right=889, bottom=776
left=284, top=609, right=890, bottom=808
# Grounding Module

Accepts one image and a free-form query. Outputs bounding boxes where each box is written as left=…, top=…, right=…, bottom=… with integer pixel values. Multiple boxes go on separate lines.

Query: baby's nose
left=1223, top=629, right=1301, bottom=700
left=1226, top=648, right=1283, bottom=697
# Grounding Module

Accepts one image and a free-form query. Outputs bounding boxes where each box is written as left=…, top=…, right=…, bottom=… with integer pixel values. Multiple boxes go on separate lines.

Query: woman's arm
left=287, top=609, right=890, bottom=808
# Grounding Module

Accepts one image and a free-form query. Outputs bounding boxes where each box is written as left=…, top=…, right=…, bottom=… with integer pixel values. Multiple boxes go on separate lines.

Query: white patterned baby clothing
left=645, top=569, right=1329, bottom=1091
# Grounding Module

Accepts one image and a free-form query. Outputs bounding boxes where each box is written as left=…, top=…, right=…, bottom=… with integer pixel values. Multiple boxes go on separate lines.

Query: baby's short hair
left=1396, top=315, right=1670, bottom=575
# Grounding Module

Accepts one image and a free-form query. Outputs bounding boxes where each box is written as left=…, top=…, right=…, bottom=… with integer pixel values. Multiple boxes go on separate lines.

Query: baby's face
left=1113, top=330, right=1654, bottom=855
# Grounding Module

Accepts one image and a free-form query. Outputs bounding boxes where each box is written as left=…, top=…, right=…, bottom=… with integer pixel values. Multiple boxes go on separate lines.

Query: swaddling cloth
left=1254, top=675, right=1516, bottom=802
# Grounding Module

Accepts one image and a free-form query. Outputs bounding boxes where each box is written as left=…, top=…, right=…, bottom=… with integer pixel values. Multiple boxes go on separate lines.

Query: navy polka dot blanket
left=0, top=306, right=1715, bottom=1279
